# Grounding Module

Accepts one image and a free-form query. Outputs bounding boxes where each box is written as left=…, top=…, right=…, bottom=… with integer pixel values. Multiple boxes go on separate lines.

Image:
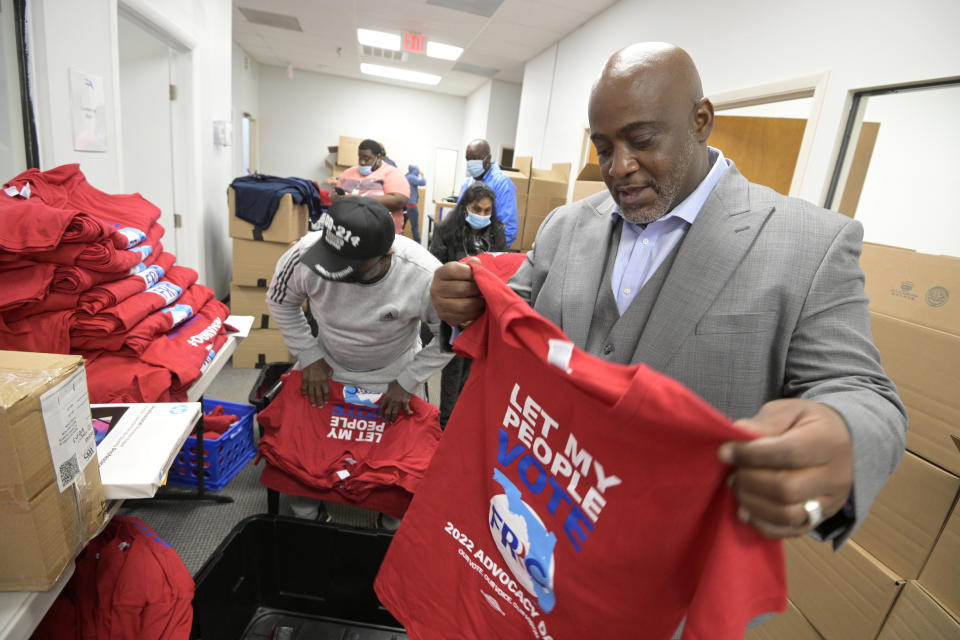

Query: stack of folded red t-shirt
left=0, top=164, right=231, bottom=403
left=257, top=373, right=442, bottom=518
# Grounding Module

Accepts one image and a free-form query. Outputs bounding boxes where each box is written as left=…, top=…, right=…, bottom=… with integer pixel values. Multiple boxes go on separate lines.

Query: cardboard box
left=520, top=212, right=548, bottom=252
left=502, top=157, right=532, bottom=252
left=0, top=351, right=106, bottom=590
left=745, top=600, right=822, bottom=640
left=1, top=352, right=97, bottom=503
left=502, top=156, right=532, bottom=195
left=920, top=501, right=960, bottom=618
left=870, top=311, right=960, bottom=475
left=527, top=161, right=571, bottom=217
left=335, top=135, right=362, bottom=167
left=232, top=328, right=291, bottom=369
left=230, top=283, right=272, bottom=329
left=516, top=161, right=570, bottom=252
left=852, top=452, right=959, bottom=579
left=861, top=242, right=959, bottom=337
left=231, top=239, right=295, bottom=288
left=571, top=163, right=607, bottom=202
left=228, top=187, right=307, bottom=243
left=877, top=581, right=960, bottom=639
left=324, top=156, right=350, bottom=178
left=786, top=536, right=903, bottom=640
left=0, top=462, right=104, bottom=590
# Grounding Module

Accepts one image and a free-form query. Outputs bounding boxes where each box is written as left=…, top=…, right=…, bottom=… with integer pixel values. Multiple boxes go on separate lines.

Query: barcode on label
left=59, top=454, right=80, bottom=488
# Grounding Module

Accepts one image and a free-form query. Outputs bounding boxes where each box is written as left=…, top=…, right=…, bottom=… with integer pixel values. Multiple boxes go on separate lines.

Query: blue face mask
left=466, top=160, right=486, bottom=178
left=357, top=165, right=373, bottom=176
left=466, top=212, right=492, bottom=229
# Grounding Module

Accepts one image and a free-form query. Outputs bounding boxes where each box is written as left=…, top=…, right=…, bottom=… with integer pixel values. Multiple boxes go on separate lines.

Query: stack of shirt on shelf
left=35, top=516, right=194, bottom=640
left=257, top=373, right=442, bottom=518
left=0, top=164, right=230, bottom=403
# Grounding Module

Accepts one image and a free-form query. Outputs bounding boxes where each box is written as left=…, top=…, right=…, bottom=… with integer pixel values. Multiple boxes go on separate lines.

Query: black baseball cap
left=301, top=197, right=395, bottom=280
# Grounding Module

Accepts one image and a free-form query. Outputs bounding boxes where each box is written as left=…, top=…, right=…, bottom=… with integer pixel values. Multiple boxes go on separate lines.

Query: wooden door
left=709, top=115, right=806, bottom=195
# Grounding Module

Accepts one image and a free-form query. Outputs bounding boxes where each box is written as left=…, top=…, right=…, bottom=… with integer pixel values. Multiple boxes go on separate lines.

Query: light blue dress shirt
left=611, top=147, right=729, bottom=314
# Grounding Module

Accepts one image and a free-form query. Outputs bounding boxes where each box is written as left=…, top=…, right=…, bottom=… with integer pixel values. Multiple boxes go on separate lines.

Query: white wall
left=463, top=80, right=491, bottom=155
left=28, top=0, right=123, bottom=192
left=514, top=0, right=960, bottom=254
left=118, top=15, right=175, bottom=247
left=515, top=44, right=557, bottom=161
left=25, top=0, right=234, bottom=295
left=462, top=78, right=522, bottom=171
left=854, top=86, right=960, bottom=256
left=257, top=65, right=466, bottom=206
left=486, top=79, right=522, bottom=165
left=231, top=42, right=260, bottom=177
left=0, top=0, right=26, bottom=181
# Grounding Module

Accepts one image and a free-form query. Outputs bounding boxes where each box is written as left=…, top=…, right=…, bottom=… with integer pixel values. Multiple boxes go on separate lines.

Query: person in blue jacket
left=405, top=164, right=425, bottom=243
left=457, top=139, right=518, bottom=246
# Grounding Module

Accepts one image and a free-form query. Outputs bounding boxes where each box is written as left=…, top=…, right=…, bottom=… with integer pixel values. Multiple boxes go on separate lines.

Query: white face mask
left=466, top=159, right=486, bottom=178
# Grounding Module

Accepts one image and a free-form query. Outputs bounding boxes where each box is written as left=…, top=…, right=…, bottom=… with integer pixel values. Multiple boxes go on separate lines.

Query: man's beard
left=619, top=140, right=695, bottom=225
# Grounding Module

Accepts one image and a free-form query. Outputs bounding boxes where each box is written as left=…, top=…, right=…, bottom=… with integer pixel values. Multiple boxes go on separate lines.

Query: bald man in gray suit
left=431, top=42, right=906, bottom=632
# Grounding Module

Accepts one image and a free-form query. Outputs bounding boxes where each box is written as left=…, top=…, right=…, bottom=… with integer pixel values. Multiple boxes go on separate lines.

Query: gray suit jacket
left=509, top=165, right=906, bottom=540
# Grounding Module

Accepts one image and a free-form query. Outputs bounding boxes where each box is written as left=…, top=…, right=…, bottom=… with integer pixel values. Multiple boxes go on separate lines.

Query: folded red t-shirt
left=76, top=252, right=176, bottom=315
left=0, top=194, right=119, bottom=252
left=5, top=164, right=161, bottom=233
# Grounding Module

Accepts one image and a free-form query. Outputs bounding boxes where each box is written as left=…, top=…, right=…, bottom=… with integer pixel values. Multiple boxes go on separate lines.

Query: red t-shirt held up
left=374, top=264, right=786, bottom=640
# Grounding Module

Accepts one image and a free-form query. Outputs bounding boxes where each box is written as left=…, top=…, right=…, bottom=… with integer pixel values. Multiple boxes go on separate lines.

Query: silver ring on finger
left=804, top=499, right=824, bottom=528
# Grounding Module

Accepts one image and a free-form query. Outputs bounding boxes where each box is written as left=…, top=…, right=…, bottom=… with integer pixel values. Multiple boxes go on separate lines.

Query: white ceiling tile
left=232, top=0, right=611, bottom=96
left=493, top=0, right=589, bottom=29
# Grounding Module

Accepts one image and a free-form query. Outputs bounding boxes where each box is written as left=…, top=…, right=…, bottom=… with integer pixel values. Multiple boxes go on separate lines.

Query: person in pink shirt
left=333, top=139, right=409, bottom=234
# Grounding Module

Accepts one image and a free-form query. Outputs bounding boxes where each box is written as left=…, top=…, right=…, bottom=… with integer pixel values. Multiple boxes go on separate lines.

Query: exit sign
left=403, top=32, right=426, bottom=54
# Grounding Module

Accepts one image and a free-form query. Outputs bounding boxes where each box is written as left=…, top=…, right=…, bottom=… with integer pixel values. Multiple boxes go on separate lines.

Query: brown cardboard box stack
left=501, top=156, right=531, bottom=251
left=228, top=184, right=307, bottom=368
left=571, top=162, right=606, bottom=202
left=325, top=135, right=362, bottom=179
left=516, top=160, right=570, bottom=252
left=763, top=242, right=960, bottom=638
left=0, top=352, right=107, bottom=591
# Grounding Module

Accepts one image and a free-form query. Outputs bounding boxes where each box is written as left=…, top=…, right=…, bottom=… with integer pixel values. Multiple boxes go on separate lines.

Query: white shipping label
left=39, top=367, right=97, bottom=492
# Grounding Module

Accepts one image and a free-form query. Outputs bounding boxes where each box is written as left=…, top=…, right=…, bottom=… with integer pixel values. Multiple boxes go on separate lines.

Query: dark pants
left=439, top=355, right=471, bottom=429
left=404, top=206, right=421, bottom=242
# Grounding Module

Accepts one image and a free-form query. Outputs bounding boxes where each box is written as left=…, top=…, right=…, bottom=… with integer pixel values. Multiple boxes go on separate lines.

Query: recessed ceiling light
left=426, top=41, right=463, bottom=61
left=357, top=28, right=400, bottom=51
left=360, top=63, right=441, bottom=86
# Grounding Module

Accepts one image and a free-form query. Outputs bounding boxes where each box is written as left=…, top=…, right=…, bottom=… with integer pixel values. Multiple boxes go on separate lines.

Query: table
left=428, top=200, right=459, bottom=243
left=0, top=329, right=246, bottom=639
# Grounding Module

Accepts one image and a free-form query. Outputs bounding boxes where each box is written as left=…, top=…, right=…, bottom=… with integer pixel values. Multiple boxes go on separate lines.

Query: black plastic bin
left=191, top=514, right=406, bottom=640
left=248, top=361, right=294, bottom=414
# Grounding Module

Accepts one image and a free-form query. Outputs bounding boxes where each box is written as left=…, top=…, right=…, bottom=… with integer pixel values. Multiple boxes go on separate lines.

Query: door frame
left=116, top=0, right=200, bottom=271
left=576, top=71, right=829, bottom=200
left=707, top=71, right=830, bottom=198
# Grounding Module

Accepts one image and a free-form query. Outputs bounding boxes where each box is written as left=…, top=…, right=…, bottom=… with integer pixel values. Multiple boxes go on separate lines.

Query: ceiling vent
left=426, top=0, right=504, bottom=18
left=362, top=45, right=406, bottom=62
left=453, top=61, right=500, bottom=77
left=238, top=7, right=302, bottom=32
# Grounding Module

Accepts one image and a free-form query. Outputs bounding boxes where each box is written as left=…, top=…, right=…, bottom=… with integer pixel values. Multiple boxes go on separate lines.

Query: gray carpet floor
left=118, top=363, right=439, bottom=576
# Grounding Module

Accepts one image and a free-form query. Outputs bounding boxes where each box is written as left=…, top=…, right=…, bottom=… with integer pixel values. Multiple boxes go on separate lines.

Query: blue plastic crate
left=167, top=398, right=256, bottom=491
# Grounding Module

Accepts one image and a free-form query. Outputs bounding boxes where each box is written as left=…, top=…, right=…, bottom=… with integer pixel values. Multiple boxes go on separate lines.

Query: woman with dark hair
left=430, top=182, right=506, bottom=263
left=429, top=181, right=507, bottom=428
